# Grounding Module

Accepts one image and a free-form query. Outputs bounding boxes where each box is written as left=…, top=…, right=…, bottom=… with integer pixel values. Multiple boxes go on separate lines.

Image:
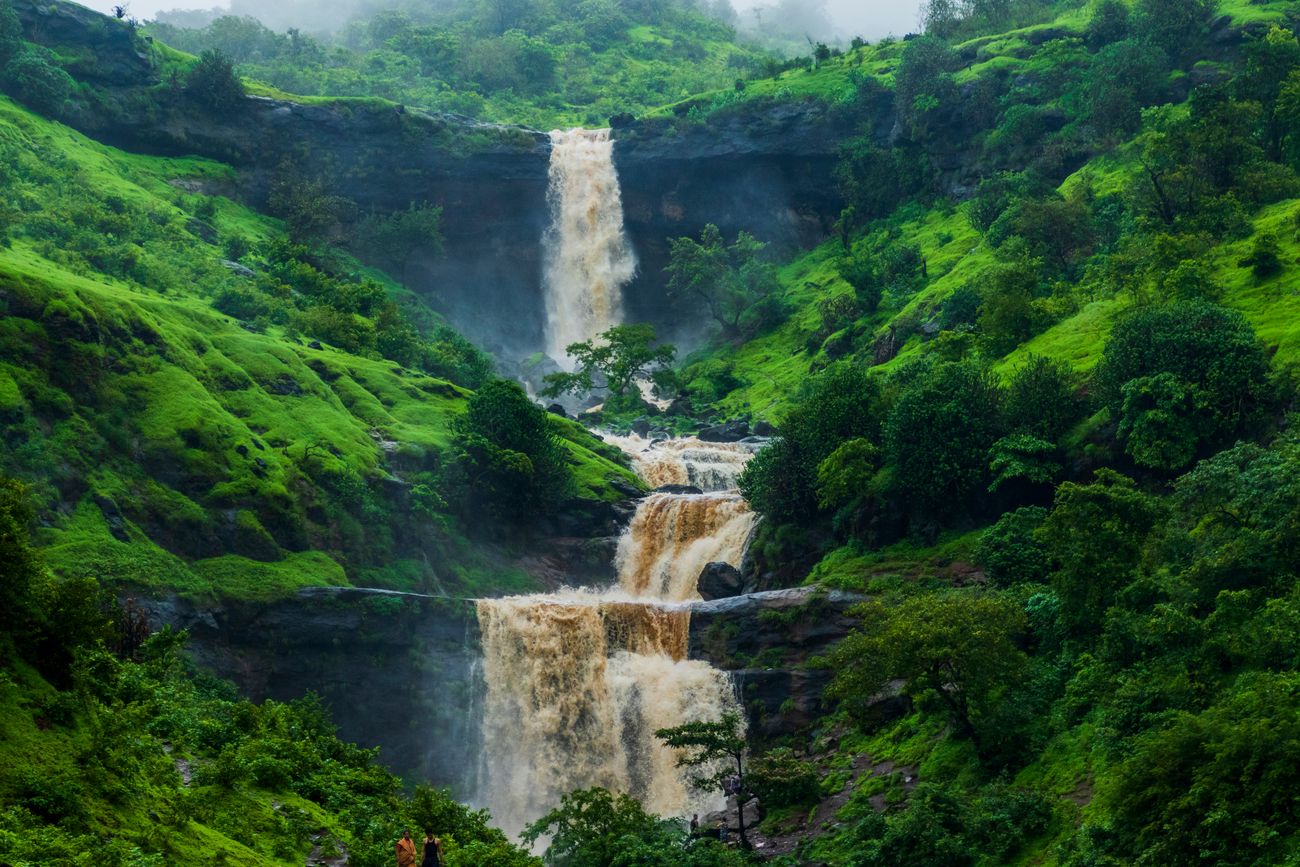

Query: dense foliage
left=0, top=480, right=538, bottom=867
left=148, top=0, right=773, bottom=127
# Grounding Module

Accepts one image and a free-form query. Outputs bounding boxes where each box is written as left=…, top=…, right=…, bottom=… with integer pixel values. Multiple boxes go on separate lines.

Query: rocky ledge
left=134, top=587, right=484, bottom=791
left=689, top=587, right=864, bottom=737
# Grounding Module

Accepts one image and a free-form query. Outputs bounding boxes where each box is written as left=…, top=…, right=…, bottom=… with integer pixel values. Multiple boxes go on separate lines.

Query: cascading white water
left=542, top=129, right=637, bottom=366
left=476, top=437, right=755, bottom=838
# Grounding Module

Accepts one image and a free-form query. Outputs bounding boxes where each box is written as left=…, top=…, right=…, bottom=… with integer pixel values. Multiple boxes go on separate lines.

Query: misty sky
left=77, top=0, right=924, bottom=39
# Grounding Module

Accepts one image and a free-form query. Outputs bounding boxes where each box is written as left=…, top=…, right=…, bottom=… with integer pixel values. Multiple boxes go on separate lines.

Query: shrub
left=185, top=49, right=246, bottom=112
left=2, top=47, right=75, bottom=115
left=975, top=506, right=1050, bottom=586
left=749, top=749, right=820, bottom=807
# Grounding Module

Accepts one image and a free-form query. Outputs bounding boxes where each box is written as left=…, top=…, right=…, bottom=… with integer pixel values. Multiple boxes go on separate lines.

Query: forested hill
left=3, top=0, right=1300, bottom=865
left=149, top=0, right=774, bottom=128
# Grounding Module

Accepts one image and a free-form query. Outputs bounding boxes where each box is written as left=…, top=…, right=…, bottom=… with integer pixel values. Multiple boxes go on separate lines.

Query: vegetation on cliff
left=5, top=0, right=1300, bottom=864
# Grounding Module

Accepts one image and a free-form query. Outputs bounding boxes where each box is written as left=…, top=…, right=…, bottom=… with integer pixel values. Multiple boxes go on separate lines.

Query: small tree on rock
left=541, top=323, right=675, bottom=411
left=655, top=713, right=752, bottom=850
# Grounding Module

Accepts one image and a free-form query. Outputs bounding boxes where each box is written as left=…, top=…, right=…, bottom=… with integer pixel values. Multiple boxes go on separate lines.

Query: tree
left=2, top=47, right=74, bottom=115
left=1096, top=303, right=1270, bottom=466
left=884, top=361, right=1003, bottom=525
left=522, top=787, right=664, bottom=866
left=1133, top=0, right=1216, bottom=64
left=541, top=324, right=675, bottom=410
left=1039, top=470, right=1162, bottom=635
left=740, top=363, right=881, bottom=523
left=975, top=506, right=1050, bottom=586
left=1116, top=372, right=1203, bottom=470
left=828, top=592, right=1028, bottom=738
left=185, top=49, right=246, bottom=112
left=451, top=379, right=573, bottom=523
left=0, top=477, right=39, bottom=634
left=894, top=36, right=958, bottom=139
left=665, top=224, right=781, bottom=339
left=355, top=202, right=443, bottom=277
left=1239, top=232, right=1283, bottom=280
left=0, top=0, right=22, bottom=68
left=655, top=713, right=752, bottom=849
left=1004, top=355, right=1079, bottom=442
left=1085, top=0, right=1130, bottom=49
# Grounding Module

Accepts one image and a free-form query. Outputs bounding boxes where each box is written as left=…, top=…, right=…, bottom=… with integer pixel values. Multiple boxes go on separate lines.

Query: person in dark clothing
left=418, top=832, right=441, bottom=867
left=421, top=831, right=443, bottom=867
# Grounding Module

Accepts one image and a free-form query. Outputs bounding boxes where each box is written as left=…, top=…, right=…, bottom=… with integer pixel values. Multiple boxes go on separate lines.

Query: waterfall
left=542, top=129, right=637, bottom=366
left=476, top=437, right=755, bottom=837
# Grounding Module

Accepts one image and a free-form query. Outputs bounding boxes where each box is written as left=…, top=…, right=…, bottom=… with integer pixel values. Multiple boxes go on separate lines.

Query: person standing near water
left=421, top=831, right=443, bottom=867
left=395, top=830, right=417, bottom=867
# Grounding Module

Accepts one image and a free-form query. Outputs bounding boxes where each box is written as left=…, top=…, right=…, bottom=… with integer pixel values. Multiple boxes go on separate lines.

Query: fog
left=731, top=0, right=922, bottom=41
left=81, top=0, right=922, bottom=41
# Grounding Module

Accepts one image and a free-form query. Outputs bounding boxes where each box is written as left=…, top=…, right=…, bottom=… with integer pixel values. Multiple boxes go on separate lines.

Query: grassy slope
left=684, top=24, right=1300, bottom=422
left=0, top=660, right=338, bottom=866
left=682, top=9, right=1300, bottom=861
left=0, top=95, right=634, bottom=603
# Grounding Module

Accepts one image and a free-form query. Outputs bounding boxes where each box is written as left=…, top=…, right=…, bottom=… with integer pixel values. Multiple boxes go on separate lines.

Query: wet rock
left=609, top=112, right=636, bottom=129
left=698, top=562, right=744, bottom=601
left=609, top=477, right=644, bottom=498
left=95, top=495, right=131, bottom=542
left=135, top=589, right=481, bottom=791
left=221, top=259, right=255, bottom=278
left=690, top=588, right=864, bottom=736
left=654, top=484, right=704, bottom=496
left=631, top=417, right=652, bottom=437
left=753, top=420, right=776, bottom=437
left=699, top=420, right=750, bottom=442
left=546, top=403, right=568, bottom=418
left=702, top=796, right=761, bottom=833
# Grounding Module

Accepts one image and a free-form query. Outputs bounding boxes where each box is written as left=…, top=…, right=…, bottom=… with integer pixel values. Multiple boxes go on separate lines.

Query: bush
left=749, top=748, right=820, bottom=807
left=2, top=47, right=75, bottom=115
left=185, top=49, right=246, bottom=112
left=975, top=506, right=1050, bottom=586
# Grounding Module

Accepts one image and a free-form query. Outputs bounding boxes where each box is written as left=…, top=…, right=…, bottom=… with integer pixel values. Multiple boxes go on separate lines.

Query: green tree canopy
left=541, top=323, right=676, bottom=409
left=665, top=224, right=781, bottom=339
left=828, top=592, right=1028, bottom=738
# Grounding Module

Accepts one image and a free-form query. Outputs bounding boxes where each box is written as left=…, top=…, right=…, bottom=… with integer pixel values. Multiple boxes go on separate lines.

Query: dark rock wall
left=688, top=588, right=862, bottom=738
left=136, top=588, right=486, bottom=792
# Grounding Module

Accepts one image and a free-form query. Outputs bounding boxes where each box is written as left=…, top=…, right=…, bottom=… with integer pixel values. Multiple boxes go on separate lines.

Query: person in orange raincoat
left=395, top=829, right=418, bottom=867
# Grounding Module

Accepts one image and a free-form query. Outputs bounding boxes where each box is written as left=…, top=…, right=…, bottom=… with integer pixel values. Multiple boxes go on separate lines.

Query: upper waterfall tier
left=603, top=434, right=760, bottom=492
left=542, top=128, right=637, bottom=365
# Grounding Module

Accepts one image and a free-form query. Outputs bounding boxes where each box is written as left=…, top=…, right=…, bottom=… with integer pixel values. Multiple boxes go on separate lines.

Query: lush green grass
left=0, top=94, right=625, bottom=602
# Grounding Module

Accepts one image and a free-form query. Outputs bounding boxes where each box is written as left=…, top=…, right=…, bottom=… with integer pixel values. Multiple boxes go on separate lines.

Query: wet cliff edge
left=137, top=584, right=863, bottom=790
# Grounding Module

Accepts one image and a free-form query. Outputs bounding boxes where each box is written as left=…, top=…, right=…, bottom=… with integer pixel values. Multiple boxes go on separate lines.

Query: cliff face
left=140, top=585, right=862, bottom=787
left=12, top=0, right=871, bottom=358
left=137, top=588, right=486, bottom=792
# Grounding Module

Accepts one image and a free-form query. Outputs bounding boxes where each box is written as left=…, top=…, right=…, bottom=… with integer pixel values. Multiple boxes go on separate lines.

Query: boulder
left=654, top=484, right=704, bottom=496
left=702, top=796, right=761, bottom=833
left=697, top=562, right=744, bottom=600
left=546, top=403, right=568, bottom=419
left=753, top=420, right=776, bottom=437
left=631, top=417, right=652, bottom=437
left=699, top=420, right=750, bottom=442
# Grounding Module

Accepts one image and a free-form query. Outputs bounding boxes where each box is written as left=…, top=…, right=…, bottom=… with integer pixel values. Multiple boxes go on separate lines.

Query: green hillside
left=6, top=0, right=1300, bottom=865
left=0, top=93, right=634, bottom=604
